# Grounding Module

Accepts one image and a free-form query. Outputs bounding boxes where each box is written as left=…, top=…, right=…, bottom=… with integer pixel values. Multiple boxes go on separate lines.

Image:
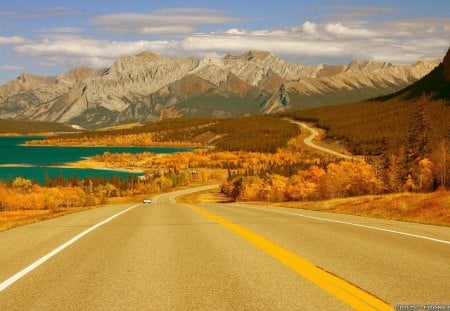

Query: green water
left=0, top=136, right=191, bottom=184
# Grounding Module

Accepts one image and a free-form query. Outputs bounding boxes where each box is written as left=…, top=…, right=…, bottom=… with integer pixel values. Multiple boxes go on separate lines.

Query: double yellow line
left=185, top=203, right=393, bottom=311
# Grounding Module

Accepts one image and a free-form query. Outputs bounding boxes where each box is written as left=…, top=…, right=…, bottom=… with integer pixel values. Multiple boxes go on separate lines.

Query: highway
left=291, top=121, right=353, bottom=160
left=1, top=185, right=449, bottom=310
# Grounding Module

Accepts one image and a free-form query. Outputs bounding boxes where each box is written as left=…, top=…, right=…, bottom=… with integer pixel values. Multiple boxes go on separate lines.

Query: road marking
left=0, top=204, right=140, bottom=292
left=233, top=204, right=450, bottom=246
left=185, top=203, right=393, bottom=311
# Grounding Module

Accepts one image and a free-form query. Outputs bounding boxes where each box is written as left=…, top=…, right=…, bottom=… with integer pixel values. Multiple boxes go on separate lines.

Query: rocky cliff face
left=0, top=50, right=442, bottom=128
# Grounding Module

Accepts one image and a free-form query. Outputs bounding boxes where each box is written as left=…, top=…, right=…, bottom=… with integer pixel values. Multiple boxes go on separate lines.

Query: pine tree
left=406, top=96, right=433, bottom=169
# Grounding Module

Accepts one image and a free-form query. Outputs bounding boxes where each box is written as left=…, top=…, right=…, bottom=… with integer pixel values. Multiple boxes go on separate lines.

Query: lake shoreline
left=20, top=143, right=197, bottom=149
left=0, top=132, right=75, bottom=137
left=59, top=159, right=145, bottom=174
left=0, top=163, right=144, bottom=174
left=21, top=142, right=199, bottom=148
left=0, top=136, right=192, bottom=183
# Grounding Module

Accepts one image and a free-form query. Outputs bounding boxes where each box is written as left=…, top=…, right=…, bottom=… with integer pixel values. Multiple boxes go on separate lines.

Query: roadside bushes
left=223, top=159, right=384, bottom=202
left=0, top=168, right=216, bottom=211
left=0, top=182, right=93, bottom=211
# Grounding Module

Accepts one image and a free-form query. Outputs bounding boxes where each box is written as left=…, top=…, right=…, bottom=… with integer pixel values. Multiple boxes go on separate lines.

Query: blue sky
left=0, top=0, right=449, bottom=84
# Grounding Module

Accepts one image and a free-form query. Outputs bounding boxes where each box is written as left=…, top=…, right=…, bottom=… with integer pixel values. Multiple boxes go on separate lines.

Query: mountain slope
left=281, top=60, right=440, bottom=111
left=285, top=48, right=450, bottom=155
left=378, top=48, right=450, bottom=101
left=0, top=50, right=440, bottom=128
left=0, top=119, right=81, bottom=134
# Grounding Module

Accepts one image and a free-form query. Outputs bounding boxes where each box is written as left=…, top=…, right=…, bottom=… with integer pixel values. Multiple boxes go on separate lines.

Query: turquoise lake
left=0, top=136, right=191, bottom=184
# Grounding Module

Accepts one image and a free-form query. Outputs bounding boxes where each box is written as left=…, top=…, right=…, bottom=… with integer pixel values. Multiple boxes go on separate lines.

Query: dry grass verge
left=177, top=187, right=231, bottom=203
left=264, top=191, right=450, bottom=227
left=177, top=188, right=449, bottom=226
left=0, top=206, right=99, bottom=232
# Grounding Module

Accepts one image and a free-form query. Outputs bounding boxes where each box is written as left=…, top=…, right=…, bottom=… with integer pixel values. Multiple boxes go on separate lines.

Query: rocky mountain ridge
left=377, top=47, right=450, bottom=102
left=0, top=50, right=440, bottom=128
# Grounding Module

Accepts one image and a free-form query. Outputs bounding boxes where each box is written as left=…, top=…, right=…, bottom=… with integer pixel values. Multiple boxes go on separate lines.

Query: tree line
left=0, top=169, right=220, bottom=211
left=25, top=115, right=300, bottom=153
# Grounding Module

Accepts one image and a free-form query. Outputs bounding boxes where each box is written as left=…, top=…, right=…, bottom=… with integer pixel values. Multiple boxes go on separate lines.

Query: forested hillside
left=285, top=48, right=450, bottom=155
left=27, top=115, right=300, bottom=153
left=285, top=96, right=449, bottom=155
left=0, top=119, right=79, bottom=134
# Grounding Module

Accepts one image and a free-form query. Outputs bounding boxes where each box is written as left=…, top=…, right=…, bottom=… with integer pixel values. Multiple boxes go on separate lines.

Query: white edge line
left=233, top=204, right=450, bottom=246
left=0, top=204, right=140, bottom=292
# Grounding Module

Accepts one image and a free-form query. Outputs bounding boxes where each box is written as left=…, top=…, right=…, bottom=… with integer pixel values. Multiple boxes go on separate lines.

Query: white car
left=143, top=198, right=152, bottom=204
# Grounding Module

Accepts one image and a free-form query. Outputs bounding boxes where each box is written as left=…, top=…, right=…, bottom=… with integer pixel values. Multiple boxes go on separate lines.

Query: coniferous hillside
left=377, top=64, right=450, bottom=101
left=286, top=96, right=449, bottom=155
left=0, top=119, right=80, bottom=134
left=374, top=47, right=449, bottom=102
left=285, top=47, right=450, bottom=155
left=32, top=115, right=300, bottom=153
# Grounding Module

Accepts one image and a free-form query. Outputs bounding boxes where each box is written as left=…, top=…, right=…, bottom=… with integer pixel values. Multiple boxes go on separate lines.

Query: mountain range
left=0, top=50, right=440, bottom=129
left=287, top=47, right=450, bottom=155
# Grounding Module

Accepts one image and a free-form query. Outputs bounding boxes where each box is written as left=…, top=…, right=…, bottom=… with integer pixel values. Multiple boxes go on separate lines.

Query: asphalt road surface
left=1, top=185, right=449, bottom=310
left=292, top=121, right=353, bottom=160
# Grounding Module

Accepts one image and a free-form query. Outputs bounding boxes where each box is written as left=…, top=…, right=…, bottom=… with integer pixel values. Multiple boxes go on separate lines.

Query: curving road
left=291, top=120, right=353, bottom=160
left=1, top=185, right=449, bottom=310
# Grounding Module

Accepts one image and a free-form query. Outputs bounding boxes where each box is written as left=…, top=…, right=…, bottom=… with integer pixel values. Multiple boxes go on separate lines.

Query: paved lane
left=1, top=186, right=449, bottom=310
left=194, top=202, right=450, bottom=307
left=0, top=187, right=347, bottom=310
left=292, top=121, right=353, bottom=160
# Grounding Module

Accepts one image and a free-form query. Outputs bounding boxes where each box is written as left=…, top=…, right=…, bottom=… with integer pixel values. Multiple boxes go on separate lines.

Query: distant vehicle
left=143, top=198, right=151, bottom=204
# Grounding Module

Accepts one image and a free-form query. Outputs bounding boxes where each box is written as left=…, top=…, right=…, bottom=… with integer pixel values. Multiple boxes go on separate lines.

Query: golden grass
left=268, top=191, right=450, bottom=227
left=178, top=187, right=449, bottom=226
left=61, top=159, right=145, bottom=173
left=176, top=187, right=232, bottom=203
left=97, top=122, right=143, bottom=131
left=0, top=206, right=98, bottom=232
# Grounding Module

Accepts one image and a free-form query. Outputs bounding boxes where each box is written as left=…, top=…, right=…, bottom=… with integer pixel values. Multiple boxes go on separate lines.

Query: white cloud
left=180, top=34, right=345, bottom=56
left=225, top=28, right=250, bottom=35
left=0, top=65, right=24, bottom=71
left=39, top=27, right=82, bottom=34
left=325, top=22, right=376, bottom=38
left=9, top=15, right=450, bottom=70
left=91, top=8, right=243, bottom=35
left=0, top=36, right=30, bottom=45
left=302, top=21, right=317, bottom=36
left=384, top=18, right=450, bottom=38
left=14, top=36, right=177, bottom=68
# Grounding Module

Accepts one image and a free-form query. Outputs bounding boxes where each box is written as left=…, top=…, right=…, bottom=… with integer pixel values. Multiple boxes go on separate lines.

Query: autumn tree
left=320, top=160, right=382, bottom=198
left=238, top=176, right=264, bottom=201
left=384, top=154, right=405, bottom=193
left=417, top=158, right=434, bottom=191
left=154, top=176, right=173, bottom=192
left=406, top=96, right=433, bottom=169
left=12, top=177, right=33, bottom=194
left=286, top=166, right=325, bottom=201
left=431, top=140, right=448, bottom=189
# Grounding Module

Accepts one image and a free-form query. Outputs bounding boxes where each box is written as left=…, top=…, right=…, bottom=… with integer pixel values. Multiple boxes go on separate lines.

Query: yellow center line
left=185, top=203, right=393, bottom=311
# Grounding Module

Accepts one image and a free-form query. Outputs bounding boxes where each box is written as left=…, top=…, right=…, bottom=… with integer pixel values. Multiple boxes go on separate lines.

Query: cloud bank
left=7, top=8, right=450, bottom=69
left=91, top=8, right=243, bottom=35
